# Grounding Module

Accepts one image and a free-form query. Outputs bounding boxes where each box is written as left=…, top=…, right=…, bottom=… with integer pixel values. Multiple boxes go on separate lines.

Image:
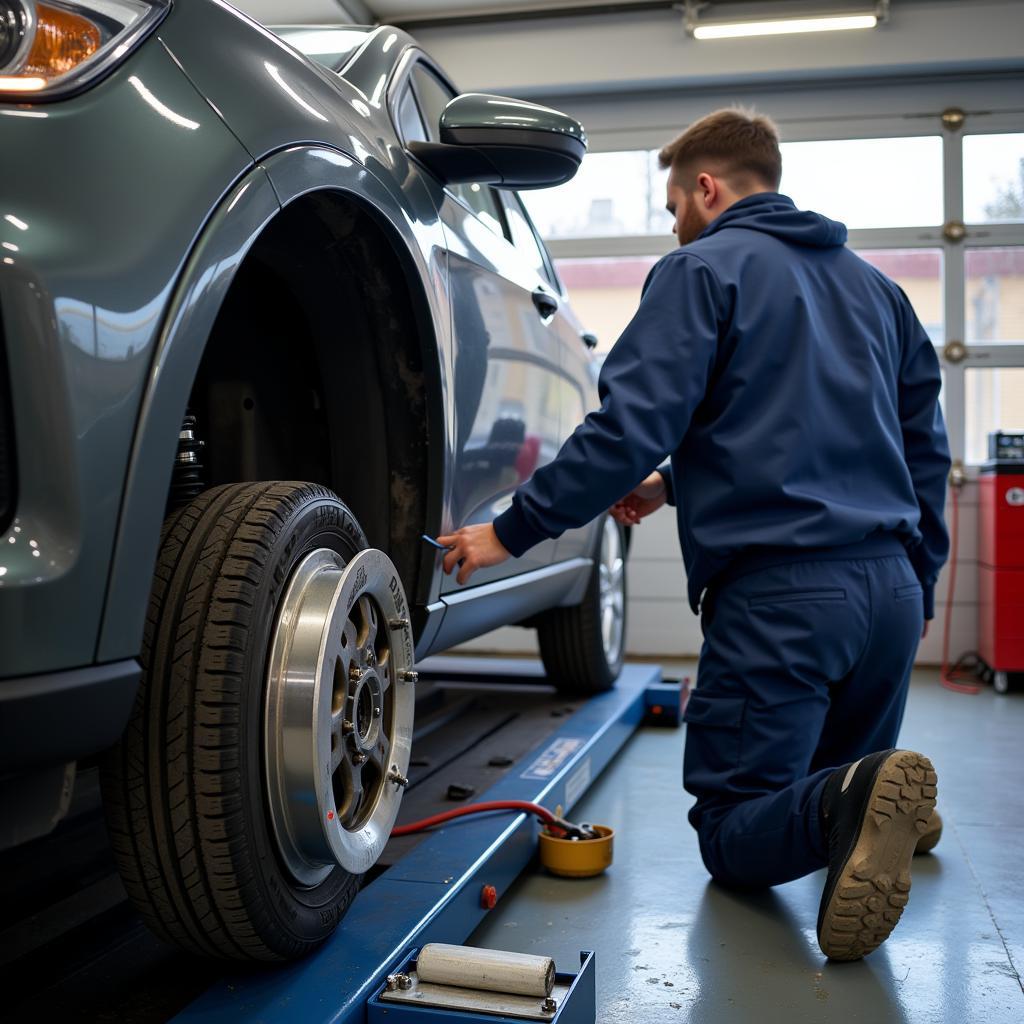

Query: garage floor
left=470, top=667, right=1024, bottom=1023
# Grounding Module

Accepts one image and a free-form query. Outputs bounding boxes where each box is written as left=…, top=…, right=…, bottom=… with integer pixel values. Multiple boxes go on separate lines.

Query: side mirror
left=408, top=93, right=586, bottom=190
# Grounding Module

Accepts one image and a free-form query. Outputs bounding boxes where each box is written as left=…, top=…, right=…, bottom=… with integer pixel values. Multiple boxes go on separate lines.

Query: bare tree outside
left=984, top=157, right=1024, bottom=220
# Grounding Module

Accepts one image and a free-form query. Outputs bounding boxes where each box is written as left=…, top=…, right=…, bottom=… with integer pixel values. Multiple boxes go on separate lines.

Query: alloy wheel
left=598, top=517, right=625, bottom=668
left=264, top=547, right=415, bottom=885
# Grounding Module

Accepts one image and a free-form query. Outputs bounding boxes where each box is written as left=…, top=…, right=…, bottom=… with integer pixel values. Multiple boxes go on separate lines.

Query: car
left=0, top=0, right=628, bottom=962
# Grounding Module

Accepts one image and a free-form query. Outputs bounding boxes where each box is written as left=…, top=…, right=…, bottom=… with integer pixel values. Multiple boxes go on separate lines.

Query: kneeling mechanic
left=437, top=108, right=950, bottom=961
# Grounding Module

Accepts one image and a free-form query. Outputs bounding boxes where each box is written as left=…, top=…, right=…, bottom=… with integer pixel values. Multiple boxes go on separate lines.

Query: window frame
left=537, top=111, right=1024, bottom=472
left=387, top=49, right=510, bottom=243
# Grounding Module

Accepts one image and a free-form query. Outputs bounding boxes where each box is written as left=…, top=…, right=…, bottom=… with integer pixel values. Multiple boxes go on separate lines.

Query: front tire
left=101, top=482, right=414, bottom=961
left=537, top=516, right=627, bottom=693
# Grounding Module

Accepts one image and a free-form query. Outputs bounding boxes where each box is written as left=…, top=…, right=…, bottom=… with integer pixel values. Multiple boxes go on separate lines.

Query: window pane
left=525, top=136, right=943, bottom=241
left=451, top=182, right=505, bottom=237
left=397, top=87, right=426, bottom=144
left=411, top=66, right=452, bottom=143
left=523, top=151, right=669, bottom=239
left=964, top=133, right=1024, bottom=224
left=506, top=196, right=556, bottom=285
left=779, top=137, right=943, bottom=228
left=966, top=248, right=1024, bottom=345
left=555, top=257, right=658, bottom=352
left=854, top=249, right=944, bottom=344
left=966, top=368, right=1024, bottom=463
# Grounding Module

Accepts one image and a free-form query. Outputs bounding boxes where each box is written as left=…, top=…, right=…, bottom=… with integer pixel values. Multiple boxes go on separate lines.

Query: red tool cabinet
left=978, top=457, right=1024, bottom=686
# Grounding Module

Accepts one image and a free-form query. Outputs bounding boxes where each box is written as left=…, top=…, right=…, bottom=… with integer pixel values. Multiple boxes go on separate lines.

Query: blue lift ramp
left=175, top=663, right=676, bottom=1024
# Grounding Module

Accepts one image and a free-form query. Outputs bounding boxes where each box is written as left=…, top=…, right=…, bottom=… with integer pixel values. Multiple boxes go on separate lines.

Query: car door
left=498, top=190, right=599, bottom=563
left=395, top=58, right=565, bottom=592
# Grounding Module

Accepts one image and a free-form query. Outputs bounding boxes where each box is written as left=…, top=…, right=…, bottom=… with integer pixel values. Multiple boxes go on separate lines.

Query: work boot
left=817, top=749, right=938, bottom=961
left=915, top=809, right=942, bottom=854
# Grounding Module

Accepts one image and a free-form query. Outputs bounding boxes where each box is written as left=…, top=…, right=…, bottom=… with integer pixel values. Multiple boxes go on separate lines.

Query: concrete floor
left=471, top=668, right=1024, bottom=1023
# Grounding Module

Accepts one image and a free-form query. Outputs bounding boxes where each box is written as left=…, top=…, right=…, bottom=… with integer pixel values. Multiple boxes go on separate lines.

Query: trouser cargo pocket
left=683, top=692, right=746, bottom=789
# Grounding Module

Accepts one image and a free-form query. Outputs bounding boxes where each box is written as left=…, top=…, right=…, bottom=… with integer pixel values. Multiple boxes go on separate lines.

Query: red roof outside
left=556, top=248, right=1024, bottom=289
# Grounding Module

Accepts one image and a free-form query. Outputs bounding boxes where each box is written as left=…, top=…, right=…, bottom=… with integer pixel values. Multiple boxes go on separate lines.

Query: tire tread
left=102, top=482, right=360, bottom=961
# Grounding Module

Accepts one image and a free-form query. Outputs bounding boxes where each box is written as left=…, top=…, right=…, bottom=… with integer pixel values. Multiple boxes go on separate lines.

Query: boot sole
left=818, top=751, right=937, bottom=961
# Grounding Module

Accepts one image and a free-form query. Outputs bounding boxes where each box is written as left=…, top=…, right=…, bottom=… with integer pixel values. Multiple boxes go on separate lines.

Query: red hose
left=940, top=485, right=979, bottom=694
left=391, top=800, right=557, bottom=838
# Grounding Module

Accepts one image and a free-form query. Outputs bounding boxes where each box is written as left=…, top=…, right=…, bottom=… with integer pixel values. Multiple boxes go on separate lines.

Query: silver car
left=0, top=0, right=627, bottom=960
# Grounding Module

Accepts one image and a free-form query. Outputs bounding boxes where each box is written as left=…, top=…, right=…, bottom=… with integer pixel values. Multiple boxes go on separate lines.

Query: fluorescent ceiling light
left=694, top=13, right=877, bottom=38
left=685, top=1, right=888, bottom=40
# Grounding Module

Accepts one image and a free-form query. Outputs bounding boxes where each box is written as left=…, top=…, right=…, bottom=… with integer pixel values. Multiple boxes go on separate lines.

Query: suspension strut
left=168, top=410, right=206, bottom=511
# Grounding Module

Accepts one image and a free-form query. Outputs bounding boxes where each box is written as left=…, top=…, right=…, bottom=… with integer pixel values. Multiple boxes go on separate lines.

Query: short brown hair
left=658, top=108, right=782, bottom=192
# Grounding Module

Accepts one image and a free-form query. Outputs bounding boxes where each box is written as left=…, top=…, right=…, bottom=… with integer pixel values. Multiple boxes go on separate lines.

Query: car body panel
left=95, top=165, right=280, bottom=663
left=0, top=34, right=253, bottom=677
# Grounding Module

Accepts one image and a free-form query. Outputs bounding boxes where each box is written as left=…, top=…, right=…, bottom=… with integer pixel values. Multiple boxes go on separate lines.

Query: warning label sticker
left=564, top=756, right=592, bottom=808
left=520, top=737, right=585, bottom=780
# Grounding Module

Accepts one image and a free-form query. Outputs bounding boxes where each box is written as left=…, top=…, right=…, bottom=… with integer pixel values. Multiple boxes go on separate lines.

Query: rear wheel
left=537, top=516, right=626, bottom=693
left=101, top=482, right=415, bottom=961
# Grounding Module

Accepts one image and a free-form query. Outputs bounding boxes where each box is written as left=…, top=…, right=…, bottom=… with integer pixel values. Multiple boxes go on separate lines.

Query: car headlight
left=0, top=0, right=168, bottom=100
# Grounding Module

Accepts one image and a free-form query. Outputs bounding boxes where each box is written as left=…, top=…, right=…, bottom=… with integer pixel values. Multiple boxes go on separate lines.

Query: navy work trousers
left=682, top=536, right=925, bottom=888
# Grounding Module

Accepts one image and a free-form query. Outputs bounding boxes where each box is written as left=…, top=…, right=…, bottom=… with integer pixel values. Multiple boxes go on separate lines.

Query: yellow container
left=538, top=824, right=614, bottom=878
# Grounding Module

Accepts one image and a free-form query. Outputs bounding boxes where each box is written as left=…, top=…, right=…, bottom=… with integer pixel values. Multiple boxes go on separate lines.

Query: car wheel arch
left=97, top=152, right=448, bottom=665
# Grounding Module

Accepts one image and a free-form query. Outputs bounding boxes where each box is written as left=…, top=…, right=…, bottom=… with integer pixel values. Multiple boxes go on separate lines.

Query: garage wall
left=457, top=483, right=980, bottom=666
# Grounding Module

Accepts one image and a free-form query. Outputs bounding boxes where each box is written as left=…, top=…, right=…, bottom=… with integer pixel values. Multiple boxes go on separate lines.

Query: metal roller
left=416, top=943, right=556, bottom=998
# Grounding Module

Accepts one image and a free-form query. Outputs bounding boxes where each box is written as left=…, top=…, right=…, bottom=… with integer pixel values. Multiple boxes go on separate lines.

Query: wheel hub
left=264, top=548, right=415, bottom=885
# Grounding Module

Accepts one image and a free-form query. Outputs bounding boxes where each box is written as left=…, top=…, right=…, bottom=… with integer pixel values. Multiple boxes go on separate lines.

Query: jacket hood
left=698, top=192, right=848, bottom=248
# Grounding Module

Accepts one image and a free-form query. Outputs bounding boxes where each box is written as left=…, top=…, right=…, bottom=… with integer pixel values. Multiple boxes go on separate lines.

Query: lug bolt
left=349, top=664, right=363, bottom=683
left=386, top=973, right=412, bottom=991
left=365, top=647, right=376, bottom=666
left=387, top=766, right=409, bottom=788
left=342, top=719, right=354, bottom=735
left=542, top=996, right=557, bottom=1013
left=374, top=704, right=382, bottom=718
left=353, top=753, right=368, bottom=766
left=390, top=617, right=409, bottom=630
left=400, top=670, right=419, bottom=684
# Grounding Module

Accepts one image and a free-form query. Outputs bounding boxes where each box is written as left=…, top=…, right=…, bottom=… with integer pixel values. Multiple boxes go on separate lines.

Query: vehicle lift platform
left=0, top=659, right=686, bottom=1023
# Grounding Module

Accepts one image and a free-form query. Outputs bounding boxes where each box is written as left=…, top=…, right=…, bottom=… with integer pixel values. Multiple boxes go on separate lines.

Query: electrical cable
left=939, top=484, right=981, bottom=694
left=390, top=800, right=558, bottom=838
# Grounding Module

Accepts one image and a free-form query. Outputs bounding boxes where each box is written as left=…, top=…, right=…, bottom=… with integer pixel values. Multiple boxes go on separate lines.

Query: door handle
left=580, top=331, right=598, bottom=350
left=531, top=287, right=559, bottom=319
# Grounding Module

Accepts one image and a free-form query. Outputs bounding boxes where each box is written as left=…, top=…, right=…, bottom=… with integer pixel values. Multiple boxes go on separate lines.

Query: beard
left=676, top=193, right=706, bottom=246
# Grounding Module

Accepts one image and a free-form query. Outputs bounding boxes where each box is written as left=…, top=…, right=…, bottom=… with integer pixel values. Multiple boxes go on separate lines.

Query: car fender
left=97, top=148, right=452, bottom=663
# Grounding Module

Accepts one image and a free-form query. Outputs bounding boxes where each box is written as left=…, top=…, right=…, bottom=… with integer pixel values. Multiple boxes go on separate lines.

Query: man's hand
left=436, top=524, right=511, bottom=585
left=611, top=471, right=668, bottom=526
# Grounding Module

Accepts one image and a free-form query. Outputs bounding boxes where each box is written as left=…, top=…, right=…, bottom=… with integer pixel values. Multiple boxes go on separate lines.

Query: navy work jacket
left=493, top=192, right=951, bottom=618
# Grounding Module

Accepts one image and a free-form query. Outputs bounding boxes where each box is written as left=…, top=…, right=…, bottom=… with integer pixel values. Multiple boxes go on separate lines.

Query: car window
left=410, top=65, right=450, bottom=144
left=502, top=192, right=561, bottom=291
left=397, top=85, right=427, bottom=144
left=410, top=63, right=506, bottom=239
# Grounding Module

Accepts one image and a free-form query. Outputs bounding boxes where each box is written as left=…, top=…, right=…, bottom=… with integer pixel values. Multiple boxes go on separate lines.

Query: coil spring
left=169, top=411, right=206, bottom=511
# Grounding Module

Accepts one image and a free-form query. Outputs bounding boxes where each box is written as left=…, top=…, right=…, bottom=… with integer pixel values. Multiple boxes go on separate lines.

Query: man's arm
left=896, top=289, right=951, bottom=620
left=491, top=253, right=724, bottom=557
